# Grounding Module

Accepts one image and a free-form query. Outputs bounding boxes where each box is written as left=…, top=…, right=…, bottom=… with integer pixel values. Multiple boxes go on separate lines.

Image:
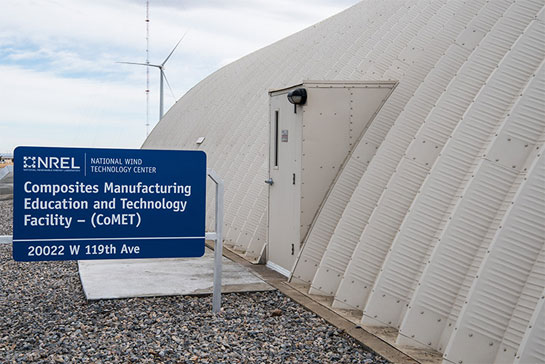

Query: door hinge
left=291, top=243, right=294, bottom=255
left=292, top=173, right=296, bottom=185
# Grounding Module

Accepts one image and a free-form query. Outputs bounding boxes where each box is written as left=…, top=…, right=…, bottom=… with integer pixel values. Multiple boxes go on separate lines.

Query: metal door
left=267, top=93, right=301, bottom=274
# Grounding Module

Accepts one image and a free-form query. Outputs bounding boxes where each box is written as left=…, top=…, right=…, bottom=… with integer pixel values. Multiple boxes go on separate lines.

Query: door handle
left=265, top=178, right=274, bottom=185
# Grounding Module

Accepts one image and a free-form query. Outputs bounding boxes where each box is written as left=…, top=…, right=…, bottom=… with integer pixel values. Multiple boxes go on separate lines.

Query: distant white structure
left=0, top=153, right=13, bottom=163
left=144, top=1, right=545, bottom=363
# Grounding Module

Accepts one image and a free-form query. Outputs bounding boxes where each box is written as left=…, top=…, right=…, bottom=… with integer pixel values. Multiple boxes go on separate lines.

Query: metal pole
left=207, top=169, right=224, bottom=313
left=159, top=68, right=164, bottom=120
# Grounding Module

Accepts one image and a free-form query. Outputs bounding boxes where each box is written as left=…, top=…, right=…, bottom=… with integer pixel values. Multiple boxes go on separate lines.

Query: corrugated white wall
left=144, top=0, right=545, bottom=362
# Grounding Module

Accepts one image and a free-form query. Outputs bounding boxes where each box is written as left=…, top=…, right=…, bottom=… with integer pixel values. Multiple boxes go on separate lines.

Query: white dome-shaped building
left=143, top=1, right=545, bottom=363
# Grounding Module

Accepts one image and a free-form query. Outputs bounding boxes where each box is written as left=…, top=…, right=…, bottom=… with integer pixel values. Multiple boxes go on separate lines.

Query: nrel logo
left=23, top=156, right=80, bottom=171
left=23, top=156, right=36, bottom=168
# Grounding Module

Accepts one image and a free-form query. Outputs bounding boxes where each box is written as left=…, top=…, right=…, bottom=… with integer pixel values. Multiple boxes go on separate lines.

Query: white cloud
left=0, top=0, right=359, bottom=153
left=0, top=65, right=146, bottom=150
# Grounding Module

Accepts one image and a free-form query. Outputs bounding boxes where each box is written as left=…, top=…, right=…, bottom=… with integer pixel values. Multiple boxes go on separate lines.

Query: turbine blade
left=116, top=61, right=148, bottom=66
left=117, top=61, right=162, bottom=68
left=162, top=31, right=187, bottom=66
left=163, top=72, right=176, bottom=100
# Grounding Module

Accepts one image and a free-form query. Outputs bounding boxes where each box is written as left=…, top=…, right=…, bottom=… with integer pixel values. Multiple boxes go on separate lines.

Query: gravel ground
left=0, top=199, right=12, bottom=235
left=0, top=201, right=389, bottom=363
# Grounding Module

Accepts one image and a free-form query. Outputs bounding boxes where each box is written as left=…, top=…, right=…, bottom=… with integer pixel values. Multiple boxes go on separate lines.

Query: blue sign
left=12, top=146, right=206, bottom=261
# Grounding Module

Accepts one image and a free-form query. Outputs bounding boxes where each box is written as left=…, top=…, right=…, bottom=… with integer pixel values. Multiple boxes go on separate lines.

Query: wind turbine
left=118, top=33, right=186, bottom=125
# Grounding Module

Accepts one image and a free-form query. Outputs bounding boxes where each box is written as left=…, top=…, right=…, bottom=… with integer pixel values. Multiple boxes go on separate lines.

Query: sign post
left=206, top=169, right=224, bottom=313
left=12, top=146, right=206, bottom=261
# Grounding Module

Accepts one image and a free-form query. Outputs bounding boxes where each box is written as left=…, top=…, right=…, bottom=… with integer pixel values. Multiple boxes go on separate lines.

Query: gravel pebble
left=0, top=201, right=390, bottom=363
left=0, top=199, right=13, bottom=235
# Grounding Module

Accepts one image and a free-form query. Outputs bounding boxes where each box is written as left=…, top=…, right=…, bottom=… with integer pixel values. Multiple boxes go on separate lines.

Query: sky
left=0, top=0, right=359, bottom=154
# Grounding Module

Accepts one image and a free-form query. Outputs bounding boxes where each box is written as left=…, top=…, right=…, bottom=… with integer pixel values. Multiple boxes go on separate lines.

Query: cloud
left=0, top=0, right=359, bottom=153
left=0, top=65, right=146, bottom=151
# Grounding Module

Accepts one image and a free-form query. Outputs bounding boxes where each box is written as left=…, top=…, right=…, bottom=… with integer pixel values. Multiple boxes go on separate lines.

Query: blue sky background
left=0, top=0, right=358, bottom=153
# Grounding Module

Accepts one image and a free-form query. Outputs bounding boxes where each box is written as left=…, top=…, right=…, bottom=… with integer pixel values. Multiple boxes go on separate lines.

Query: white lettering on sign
left=95, top=213, right=137, bottom=226
left=37, top=157, right=80, bottom=170
left=24, top=214, right=73, bottom=228
left=120, top=244, right=140, bottom=254
left=86, top=244, right=116, bottom=255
